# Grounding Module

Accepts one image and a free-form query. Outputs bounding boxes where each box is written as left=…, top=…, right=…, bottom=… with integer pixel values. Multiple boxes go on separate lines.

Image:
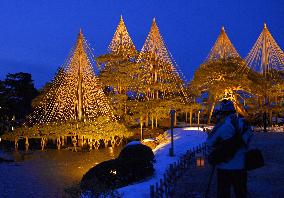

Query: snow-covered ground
left=118, top=127, right=207, bottom=198
left=254, top=126, right=284, bottom=132
left=172, top=132, right=284, bottom=197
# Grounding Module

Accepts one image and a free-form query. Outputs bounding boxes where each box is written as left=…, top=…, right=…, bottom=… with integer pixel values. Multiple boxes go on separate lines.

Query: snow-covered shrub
left=142, top=138, right=158, bottom=149
left=117, top=144, right=155, bottom=182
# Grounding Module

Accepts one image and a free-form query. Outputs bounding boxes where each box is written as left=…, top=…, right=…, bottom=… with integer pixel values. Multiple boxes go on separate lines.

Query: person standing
left=206, top=99, right=253, bottom=198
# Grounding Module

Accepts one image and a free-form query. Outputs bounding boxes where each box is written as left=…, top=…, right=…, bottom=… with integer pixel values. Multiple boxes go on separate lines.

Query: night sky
left=0, top=0, right=283, bottom=88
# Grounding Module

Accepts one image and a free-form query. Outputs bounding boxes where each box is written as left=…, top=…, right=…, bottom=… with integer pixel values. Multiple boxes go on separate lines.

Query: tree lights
left=138, top=18, right=188, bottom=102
left=205, top=26, right=240, bottom=62
left=108, top=15, right=137, bottom=55
left=245, top=23, right=284, bottom=77
left=28, top=30, right=115, bottom=124
left=1, top=18, right=283, bottom=146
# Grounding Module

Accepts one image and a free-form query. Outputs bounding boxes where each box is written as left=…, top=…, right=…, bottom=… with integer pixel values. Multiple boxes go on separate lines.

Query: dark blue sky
left=0, top=0, right=283, bottom=88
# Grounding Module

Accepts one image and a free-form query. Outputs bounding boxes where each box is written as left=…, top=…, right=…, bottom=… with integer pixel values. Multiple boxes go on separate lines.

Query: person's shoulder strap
left=231, top=114, right=251, bottom=136
left=230, top=113, right=239, bottom=133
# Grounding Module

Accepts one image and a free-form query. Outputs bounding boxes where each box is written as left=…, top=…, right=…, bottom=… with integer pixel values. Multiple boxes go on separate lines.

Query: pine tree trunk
left=208, top=98, right=216, bottom=124
left=263, top=111, right=267, bottom=132
left=25, top=137, right=29, bottom=151
left=41, top=138, right=45, bottom=150
left=155, top=116, right=158, bottom=127
left=145, top=114, right=149, bottom=127
left=269, top=110, right=273, bottom=126
left=189, top=109, right=193, bottom=126
left=89, top=138, right=93, bottom=150
left=276, top=98, right=279, bottom=125
left=15, top=138, right=18, bottom=151
left=140, top=116, right=143, bottom=140
left=174, top=111, right=177, bottom=127
left=124, top=100, right=127, bottom=114
left=61, top=136, right=65, bottom=147
left=156, top=90, right=159, bottom=99
left=151, top=114, right=154, bottom=129
left=264, top=96, right=268, bottom=131
left=57, top=137, right=61, bottom=150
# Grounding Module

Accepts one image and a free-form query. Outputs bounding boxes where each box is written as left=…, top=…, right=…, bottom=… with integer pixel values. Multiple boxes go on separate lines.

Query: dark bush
left=117, top=144, right=155, bottom=182
left=80, top=159, right=118, bottom=192
left=118, top=143, right=155, bottom=162
left=80, top=144, right=155, bottom=194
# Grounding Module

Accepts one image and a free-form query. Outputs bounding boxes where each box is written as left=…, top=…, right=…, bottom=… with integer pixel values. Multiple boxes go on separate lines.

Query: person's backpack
left=208, top=133, right=243, bottom=165
left=208, top=114, right=244, bottom=165
left=208, top=115, right=265, bottom=169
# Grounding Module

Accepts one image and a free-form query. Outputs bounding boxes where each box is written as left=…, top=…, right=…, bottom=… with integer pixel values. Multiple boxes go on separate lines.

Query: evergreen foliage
left=0, top=72, right=38, bottom=134
left=191, top=58, right=251, bottom=123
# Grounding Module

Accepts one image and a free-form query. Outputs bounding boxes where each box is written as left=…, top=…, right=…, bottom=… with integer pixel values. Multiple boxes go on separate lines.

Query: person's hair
left=220, top=99, right=236, bottom=114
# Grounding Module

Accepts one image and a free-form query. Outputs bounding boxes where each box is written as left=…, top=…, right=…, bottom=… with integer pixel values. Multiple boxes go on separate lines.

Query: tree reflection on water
left=0, top=147, right=122, bottom=198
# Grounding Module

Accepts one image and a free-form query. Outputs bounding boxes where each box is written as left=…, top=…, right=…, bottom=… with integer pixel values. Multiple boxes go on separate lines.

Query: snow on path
left=118, top=127, right=207, bottom=198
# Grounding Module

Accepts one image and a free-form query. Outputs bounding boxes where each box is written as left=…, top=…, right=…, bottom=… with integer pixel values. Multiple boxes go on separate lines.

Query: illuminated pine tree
left=96, top=16, right=140, bottom=124
left=28, top=30, right=115, bottom=124
left=132, top=18, right=191, bottom=129
left=193, top=27, right=250, bottom=123
left=245, top=23, right=284, bottom=77
left=245, top=24, right=284, bottom=127
left=138, top=18, right=188, bottom=101
left=205, top=26, right=240, bottom=62
left=108, top=15, right=137, bottom=56
left=98, top=15, right=138, bottom=94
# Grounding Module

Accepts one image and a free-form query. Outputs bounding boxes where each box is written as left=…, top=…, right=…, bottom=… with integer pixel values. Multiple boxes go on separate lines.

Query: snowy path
left=172, top=132, right=284, bottom=198
left=118, top=127, right=207, bottom=198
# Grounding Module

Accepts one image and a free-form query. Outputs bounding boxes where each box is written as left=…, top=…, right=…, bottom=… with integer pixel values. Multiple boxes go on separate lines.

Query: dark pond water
left=0, top=147, right=122, bottom=198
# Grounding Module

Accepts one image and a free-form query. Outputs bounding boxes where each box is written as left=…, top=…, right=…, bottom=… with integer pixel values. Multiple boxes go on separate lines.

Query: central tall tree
left=191, top=27, right=249, bottom=123
left=138, top=18, right=186, bottom=101
left=134, top=18, right=191, bottom=128
left=97, top=16, right=139, bottom=122
left=98, top=16, right=139, bottom=94
left=191, top=58, right=251, bottom=123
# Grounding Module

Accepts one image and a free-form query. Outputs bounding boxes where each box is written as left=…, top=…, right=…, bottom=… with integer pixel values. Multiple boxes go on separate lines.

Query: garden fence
left=150, top=142, right=207, bottom=198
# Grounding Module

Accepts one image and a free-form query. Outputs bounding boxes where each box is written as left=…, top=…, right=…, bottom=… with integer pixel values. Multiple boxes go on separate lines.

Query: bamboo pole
left=57, top=137, right=61, bottom=150
left=14, top=137, right=18, bottom=151
left=88, top=138, right=93, bottom=150
left=25, top=137, right=29, bottom=151
left=41, top=137, right=45, bottom=150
